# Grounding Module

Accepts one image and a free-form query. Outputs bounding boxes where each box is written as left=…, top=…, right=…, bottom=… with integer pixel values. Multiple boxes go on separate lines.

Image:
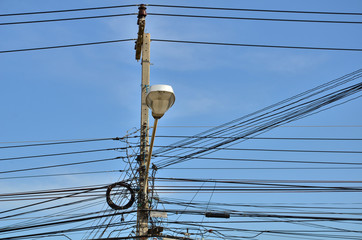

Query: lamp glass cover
left=146, top=85, right=175, bottom=119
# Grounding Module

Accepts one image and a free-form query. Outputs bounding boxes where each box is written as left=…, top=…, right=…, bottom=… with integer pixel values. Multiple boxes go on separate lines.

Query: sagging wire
left=123, top=128, right=141, bottom=180
left=198, top=182, right=217, bottom=238
left=83, top=129, right=140, bottom=240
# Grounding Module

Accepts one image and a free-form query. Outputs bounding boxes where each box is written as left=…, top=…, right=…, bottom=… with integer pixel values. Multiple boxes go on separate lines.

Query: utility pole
left=135, top=4, right=150, bottom=239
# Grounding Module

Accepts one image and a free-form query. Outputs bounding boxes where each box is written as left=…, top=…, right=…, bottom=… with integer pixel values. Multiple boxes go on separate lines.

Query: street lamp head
left=146, top=85, right=175, bottom=119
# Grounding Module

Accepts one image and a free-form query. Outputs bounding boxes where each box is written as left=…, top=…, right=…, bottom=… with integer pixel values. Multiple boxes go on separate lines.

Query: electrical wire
left=0, top=170, right=123, bottom=180
left=0, top=156, right=124, bottom=174
left=161, top=167, right=362, bottom=170
left=0, top=137, right=122, bottom=149
left=0, top=147, right=126, bottom=162
left=147, top=4, right=362, bottom=16
left=156, top=125, right=362, bottom=128
left=0, top=5, right=138, bottom=17
left=148, top=12, right=362, bottom=24
left=154, top=70, right=362, bottom=168
left=2, top=38, right=362, bottom=54
left=155, top=145, right=362, bottom=154
left=151, top=39, right=362, bottom=52
left=2, top=4, right=361, bottom=17
left=155, top=136, right=362, bottom=141
left=0, top=13, right=136, bottom=26
left=0, top=39, right=135, bottom=54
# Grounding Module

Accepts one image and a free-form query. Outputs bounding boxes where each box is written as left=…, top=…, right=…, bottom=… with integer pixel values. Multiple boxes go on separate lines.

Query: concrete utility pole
left=135, top=4, right=150, bottom=239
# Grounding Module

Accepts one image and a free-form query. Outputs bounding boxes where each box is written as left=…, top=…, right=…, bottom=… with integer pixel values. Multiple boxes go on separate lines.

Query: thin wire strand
left=147, top=4, right=362, bottom=16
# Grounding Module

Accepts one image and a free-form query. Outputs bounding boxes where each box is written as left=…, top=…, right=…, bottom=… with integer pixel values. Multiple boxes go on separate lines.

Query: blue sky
left=0, top=0, right=362, bottom=239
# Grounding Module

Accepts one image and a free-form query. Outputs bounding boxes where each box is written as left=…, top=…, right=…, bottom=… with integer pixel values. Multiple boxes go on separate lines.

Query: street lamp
left=144, top=84, right=175, bottom=189
left=146, top=85, right=175, bottom=119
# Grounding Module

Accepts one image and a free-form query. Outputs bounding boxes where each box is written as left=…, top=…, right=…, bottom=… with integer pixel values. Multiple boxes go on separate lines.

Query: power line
left=154, top=177, right=362, bottom=188
left=0, top=170, right=122, bottom=180
left=0, top=183, right=108, bottom=197
left=156, top=136, right=362, bottom=141
left=0, top=157, right=123, bottom=174
left=1, top=38, right=361, bottom=54
left=0, top=13, right=136, bottom=26
left=0, top=136, right=137, bottom=144
left=0, top=4, right=138, bottom=17
left=2, top=4, right=361, bottom=17
left=162, top=167, right=362, bottom=170
left=0, top=210, right=137, bottom=234
left=147, top=4, right=362, bottom=16
left=155, top=155, right=362, bottom=165
left=154, top=70, right=362, bottom=168
left=151, top=39, right=362, bottom=52
left=157, top=125, right=362, bottom=128
left=6, top=11, right=360, bottom=27
left=148, top=12, right=362, bottom=24
left=0, top=39, right=135, bottom=54
left=0, top=137, right=119, bottom=149
left=0, top=147, right=126, bottom=162
left=155, top=145, right=362, bottom=154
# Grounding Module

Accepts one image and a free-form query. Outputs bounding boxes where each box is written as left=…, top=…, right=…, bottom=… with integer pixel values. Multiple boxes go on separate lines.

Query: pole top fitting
left=137, top=4, right=147, bottom=25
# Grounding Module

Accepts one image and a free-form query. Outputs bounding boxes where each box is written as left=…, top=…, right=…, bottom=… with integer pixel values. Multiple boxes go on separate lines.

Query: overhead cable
left=147, top=4, right=362, bottom=16
left=0, top=147, right=126, bottom=162
left=0, top=13, right=136, bottom=26
left=0, top=170, right=123, bottom=180
left=1, top=4, right=361, bottom=17
left=151, top=39, right=362, bottom=52
left=1, top=38, right=361, bottom=54
left=2, top=12, right=360, bottom=26
left=155, top=145, right=362, bottom=154
left=154, top=69, right=362, bottom=168
left=148, top=13, right=362, bottom=24
left=0, top=157, right=124, bottom=174
left=0, top=4, right=138, bottom=17
left=155, top=136, right=362, bottom=141
left=0, top=137, right=119, bottom=149
left=0, top=39, right=135, bottom=54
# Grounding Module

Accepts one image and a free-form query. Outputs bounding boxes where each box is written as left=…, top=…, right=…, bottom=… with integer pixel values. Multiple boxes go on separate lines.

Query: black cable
left=156, top=209, right=362, bottom=221
left=0, top=157, right=124, bottom=173
left=0, top=147, right=126, bottom=162
left=0, top=39, right=135, bottom=54
left=0, top=137, right=120, bottom=149
left=155, top=136, right=362, bottom=141
left=155, top=69, right=362, bottom=157
left=1, top=197, right=108, bottom=232
left=156, top=181, right=362, bottom=192
left=0, top=211, right=137, bottom=234
left=157, top=125, right=362, bottom=128
left=151, top=39, right=362, bottom=52
left=0, top=13, right=136, bottom=26
left=2, top=38, right=362, bottom=54
left=0, top=170, right=123, bottom=180
left=0, top=224, right=136, bottom=240
left=0, top=187, right=104, bottom=219
left=148, top=12, right=362, bottom=24
left=0, top=194, right=104, bottom=201
left=159, top=197, right=362, bottom=210
left=0, top=4, right=137, bottom=17
left=164, top=221, right=362, bottom=240
left=162, top=167, right=362, bottom=170
left=2, top=4, right=361, bottom=17
left=155, top=145, right=362, bottom=154
left=147, top=4, right=362, bottom=16
left=0, top=184, right=106, bottom=197
left=154, top=72, right=362, bottom=168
